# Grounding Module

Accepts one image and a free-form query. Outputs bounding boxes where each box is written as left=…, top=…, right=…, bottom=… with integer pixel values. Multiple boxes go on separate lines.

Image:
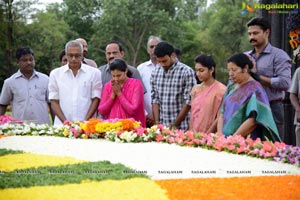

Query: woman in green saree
left=217, top=53, right=281, bottom=142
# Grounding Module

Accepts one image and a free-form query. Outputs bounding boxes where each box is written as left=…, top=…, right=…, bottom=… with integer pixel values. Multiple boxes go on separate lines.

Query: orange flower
left=82, top=118, right=103, bottom=134
left=156, top=176, right=300, bottom=200
left=121, top=119, right=134, bottom=131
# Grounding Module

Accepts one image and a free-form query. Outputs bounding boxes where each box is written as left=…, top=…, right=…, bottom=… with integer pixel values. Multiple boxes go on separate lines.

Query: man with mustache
left=0, top=47, right=51, bottom=124
left=246, top=17, right=291, bottom=141
left=99, top=40, right=144, bottom=88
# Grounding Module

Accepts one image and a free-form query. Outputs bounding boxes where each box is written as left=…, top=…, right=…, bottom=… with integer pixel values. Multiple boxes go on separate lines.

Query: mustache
left=249, top=39, right=257, bottom=43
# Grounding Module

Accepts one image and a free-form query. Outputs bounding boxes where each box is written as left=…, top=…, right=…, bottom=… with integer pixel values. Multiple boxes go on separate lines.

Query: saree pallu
left=221, top=80, right=280, bottom=142
left=190, top=81, right=226, bottom=132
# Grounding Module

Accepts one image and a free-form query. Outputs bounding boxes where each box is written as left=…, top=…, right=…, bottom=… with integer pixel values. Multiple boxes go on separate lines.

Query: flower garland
left=0, top=115, right=299, bottom=167
left=0, top=115, right=22, bottom=124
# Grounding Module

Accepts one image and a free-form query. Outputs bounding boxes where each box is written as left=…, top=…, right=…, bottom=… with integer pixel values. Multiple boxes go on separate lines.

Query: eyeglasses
left=67, top=54, right=82, bottom=59
left=149, top=45, right=156, bottom=49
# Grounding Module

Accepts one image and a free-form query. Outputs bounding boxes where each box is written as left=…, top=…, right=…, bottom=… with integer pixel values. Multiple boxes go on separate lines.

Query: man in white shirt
left=137, top=36, right=162, bottom=127
left=49, top=40, right=102, bottom=125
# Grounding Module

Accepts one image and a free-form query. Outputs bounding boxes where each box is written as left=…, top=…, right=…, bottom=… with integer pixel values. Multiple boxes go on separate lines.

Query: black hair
left=227, top=53, right=260, bottom=82
left=59, top=49, right=66, bottom=62
left=154, top=41, right=174, bottom=57
left=247, top=17, right=271, bottom=32
left=174, top=48, right=181, bottom=57
left=227, top=53, right=252, bottom=69
left=16, top=47, right=34, bottom=60
left=194, top=54, right=216, bottom=78
left=106, top=40, right=123, bottom=52
left=109, top=58, right=132, bottom=77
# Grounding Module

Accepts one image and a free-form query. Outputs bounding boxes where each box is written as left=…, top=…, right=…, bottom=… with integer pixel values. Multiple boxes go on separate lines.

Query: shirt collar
left=63, top=62, right=87, bottom=73
left=250, top=43, right=272, bottom=56
left=104, top=64, right=110, bottom=72
left=164, top=61, right=178, bottom=72
left=15, top=69, right=38, bottom=79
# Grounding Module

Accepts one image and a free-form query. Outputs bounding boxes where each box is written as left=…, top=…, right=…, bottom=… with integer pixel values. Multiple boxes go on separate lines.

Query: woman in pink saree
left=190, top=54, right=226, bottom=133
left=98, top=58, right=146, bottom=127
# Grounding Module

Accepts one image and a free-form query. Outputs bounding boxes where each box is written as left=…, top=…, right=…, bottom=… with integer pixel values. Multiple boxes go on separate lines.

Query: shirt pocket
left=80, top=81, right=92, bottom=98
left=12, top=87, right=27, bottom=103
left=258, top=62, right=273, bottom=77
left=35, top=86, right=47, bottom=101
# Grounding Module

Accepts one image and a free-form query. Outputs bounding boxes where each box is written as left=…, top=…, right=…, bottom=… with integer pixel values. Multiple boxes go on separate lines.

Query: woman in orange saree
left=190, top=54, right=226, bottom=133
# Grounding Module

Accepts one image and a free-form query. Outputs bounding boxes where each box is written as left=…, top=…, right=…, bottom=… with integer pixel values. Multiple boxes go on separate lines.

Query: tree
left=0, top=0, right=38, bottom=90
left=190, top=0, right=255, bottom=83
left=25, top=10, right=77, bottom=74
left=62, top=0, right=102, bottom=40
left=91, top=0, right=173, bottom=66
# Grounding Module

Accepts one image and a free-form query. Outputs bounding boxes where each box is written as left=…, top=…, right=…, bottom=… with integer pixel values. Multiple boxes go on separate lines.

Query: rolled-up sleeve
left=183, top=70, right=196, bottom=105
left=91, top=70, right=102, bottom=99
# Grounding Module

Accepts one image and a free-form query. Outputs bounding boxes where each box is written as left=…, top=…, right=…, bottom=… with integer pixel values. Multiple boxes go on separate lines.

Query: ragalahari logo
left=241, top=2, right=254, bottom=15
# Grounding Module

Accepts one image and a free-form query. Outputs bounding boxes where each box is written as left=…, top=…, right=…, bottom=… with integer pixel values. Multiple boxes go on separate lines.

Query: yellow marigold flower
left=0, top=153, right=86, bottom=172
left=134, top=121, right=141, bottom=128
left=63, top=129, right=69, bottom=137
left=80, top=123, right=87, bottom=132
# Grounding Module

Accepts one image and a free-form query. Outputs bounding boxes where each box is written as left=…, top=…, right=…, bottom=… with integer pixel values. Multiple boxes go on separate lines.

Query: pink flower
left=192, top=138, right=200, bottom=145
left=199, top=137, right=207, bottom=145
left=262, top=141, right=273, bottom=152
left=136, top=127, right=145, bottom=136
left=185, top=130, right=194, bottom=140
left=70, top=127, right=79, bottom=138
left=227, top=145, right=236, bottom=151
left=155, top=134, right=164, bottom=142
left=213, top=141, right=223, bottom=151
left=117, top=130, right=124, bottom=137
left=168, top=136, right=175, bottom=144
left=157, top=124, right=164, bottom=130
left=63, top=120, right=72, bottom=125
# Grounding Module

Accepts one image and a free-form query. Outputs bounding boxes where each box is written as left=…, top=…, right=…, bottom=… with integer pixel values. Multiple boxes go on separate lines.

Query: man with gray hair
left=48, top=40, right=102, bottom=125
left=76, top=38, right=98, bottom=68
left=137, top=36, right=162, bottom=127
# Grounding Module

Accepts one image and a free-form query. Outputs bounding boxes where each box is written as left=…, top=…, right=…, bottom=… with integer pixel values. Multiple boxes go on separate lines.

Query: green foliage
left=62, top=0, right=102, bottom=40
left=25, top=11, right=76, bottom=74
left=0, top=159, right=148, bottom=189
left=192, top=0, right=256, bottom=83
left=0, top=0, right=261, bottom=84
left=0, top=148, right=23, bottom=156
left=91, top=0, right=172, bottom=66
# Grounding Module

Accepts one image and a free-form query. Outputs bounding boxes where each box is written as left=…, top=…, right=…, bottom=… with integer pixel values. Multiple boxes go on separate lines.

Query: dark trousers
left=270, top=101, right=284, bottom=141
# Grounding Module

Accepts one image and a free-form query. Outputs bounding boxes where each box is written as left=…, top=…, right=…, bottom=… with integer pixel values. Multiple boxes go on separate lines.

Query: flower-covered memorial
left=1, top=115, right=300, bottom=200
left=0, top=115, right=299, bottom=167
